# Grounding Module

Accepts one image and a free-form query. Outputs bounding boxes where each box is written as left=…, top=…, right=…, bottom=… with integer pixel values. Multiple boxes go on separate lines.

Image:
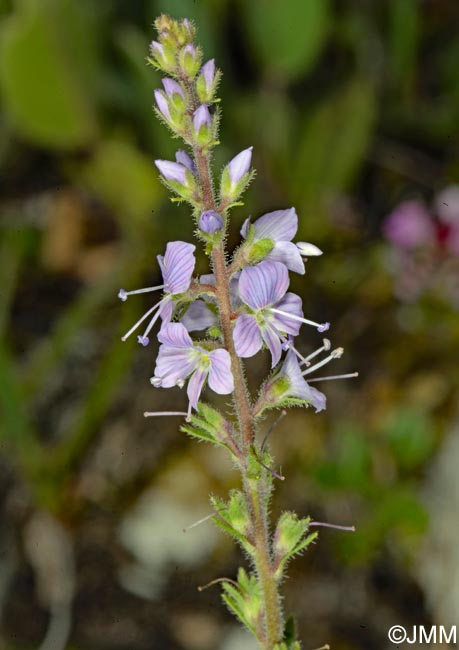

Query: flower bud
left=155, top=159, right=196, bottom=201
left=149, top=40, right=176, bottom=72
left=192, top=105, right=212, bottom=145
left=178, top=43, right=202, bottom=79
left=199, top=210, right=223, bottom=234
left=273, top=512, right=308, bottom=558
left=196, top=59, right=219, bottom=103
left=154, top=89, right=171, bottom=121
left=175, top=149, right=196, bottom=173
left=220, top=147, right=253, bottom=204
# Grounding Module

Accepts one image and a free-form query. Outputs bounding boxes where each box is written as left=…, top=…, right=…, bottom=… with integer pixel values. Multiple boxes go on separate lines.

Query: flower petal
left=266, top=241, right=305, bottom=274
left=154, top=346, right=197, bottom=387
left=252, top=208, right=298, bottom=242
left=269, top=292, right=303, bottom=336
left=233, top=314, right=262, bottom=358
left=261, top=326, right=282, bottom=367
left=158, top=322, right=194, bottom=348
left=187, top=367, right=208, bottom=409
left=208, top=349, right=234, bottom=394
left=181, top=300, right=216, bottom=331
left=158, top=241, right=196, bottom=294
left=308, top=385, right=327, bottom=412
left=238, top=261, right=289, bottom=309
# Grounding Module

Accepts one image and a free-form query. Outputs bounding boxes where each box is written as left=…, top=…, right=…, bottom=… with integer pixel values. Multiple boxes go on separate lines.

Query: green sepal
left=221, top=569, right=263, bottom=638
left=180, top=402, right=235, bottom=455
left=274, top=512, right=318, bottom=579
left=246, top=238, right=275, bottom=264
left=210, top=491, right=254, bottom=554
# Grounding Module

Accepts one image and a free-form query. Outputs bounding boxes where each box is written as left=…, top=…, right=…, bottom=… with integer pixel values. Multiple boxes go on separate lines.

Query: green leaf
left=293, top=78, right=376, bottom=230
left=0, top=0, right=96, bottom=148
left=383, top=408, right=435, bottom=470
left=242, top=0, right=330, bottom=81
left=388, top=0, right=419, bottom=103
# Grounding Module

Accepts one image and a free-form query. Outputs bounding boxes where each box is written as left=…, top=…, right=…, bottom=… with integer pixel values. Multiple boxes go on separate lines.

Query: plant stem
left=192, top=145, right=283, bottom=649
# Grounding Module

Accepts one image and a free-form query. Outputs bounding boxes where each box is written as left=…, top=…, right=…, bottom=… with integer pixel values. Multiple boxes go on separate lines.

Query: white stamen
left=302, top=347, right=344, bottom=376
left=150, top=376, right=162, bottom=387
left=138, top=298, right=168, bottom=342
left=121, top=302, right=162, bottom=341
left=144, top=411, right=188, bottom=417
left=118, top=284, right=164, bottom=301
left=299, top=338, right=331, bottom=366
left=308, top=372, right=359, bottom=383
left=269, top=308, right=330, bottom=332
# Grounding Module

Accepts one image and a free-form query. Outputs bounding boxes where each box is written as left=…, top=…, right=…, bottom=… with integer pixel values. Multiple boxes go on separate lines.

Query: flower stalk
left=119, top=15, right=357, bottom=649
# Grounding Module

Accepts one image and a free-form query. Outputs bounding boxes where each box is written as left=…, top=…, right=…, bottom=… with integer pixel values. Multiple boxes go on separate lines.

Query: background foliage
left=0, top=1, right=458, bottom=649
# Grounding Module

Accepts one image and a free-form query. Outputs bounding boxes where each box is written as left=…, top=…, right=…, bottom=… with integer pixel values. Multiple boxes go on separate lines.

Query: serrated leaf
left=242, top=0, right=330, bottom=81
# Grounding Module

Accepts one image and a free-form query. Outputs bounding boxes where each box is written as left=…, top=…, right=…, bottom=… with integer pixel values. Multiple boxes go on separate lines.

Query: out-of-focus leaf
left=75, top=136, right=162, bottom=225
left=388, top=0, right=419, bottom=103
left=312, top=428, right=371, bottom=491
left=0, top=0, right=96, bottom=148
left=293, top=78, right=376, bottom=231
left=242, top=0, right=330, bottom=81
left=383, top=408, right=435, bottom=470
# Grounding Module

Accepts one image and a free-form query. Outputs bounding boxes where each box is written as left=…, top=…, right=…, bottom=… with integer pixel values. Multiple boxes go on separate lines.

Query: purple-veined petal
left=181, top=300, right=216, bottom=331
left=200, top=59, right=216, bottom=91
left=238, top=261, right=289, bottom=310
left=158, top=241, right=196, bottom=294
left=155, top=160, right=187, bottom=184
left=175, top=149, right=196, bottom=173
left=266, top=241, right=305, bottom=274
left=251, top=208, right=298, bottom=242
left=162, top=78, right=184, bottom=98
left=208, top=349, right=234, bottom=394
left=159, top=298, right=174, bottom=326
left=227, top=147, right=253, bottom=184
left=158, top=322, right=194, bottom=348
left=269, top=292, right=303, bottom=336
left=261, top=325, right=282, bottom=367
left=308, top=385, right=327, bottom=412
left=193, top=105, right=211, bottom=131
left=153, top=346, right=197, bottom=388
left=233, top=314, right=262, bottom=358
left=154, top=90, right=171, bottom=120
left=187, top=366, right=208, bottom=409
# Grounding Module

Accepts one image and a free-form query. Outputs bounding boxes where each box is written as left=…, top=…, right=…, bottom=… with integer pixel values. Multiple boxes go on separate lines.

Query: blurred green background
left=1, top=1, right=458, bottom=649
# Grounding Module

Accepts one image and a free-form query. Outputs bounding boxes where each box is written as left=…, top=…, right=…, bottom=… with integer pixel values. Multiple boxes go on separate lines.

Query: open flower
left=233, top=261, right=328, bottom=367
left=151, top=323, right=234, bottom=418
left=241, top=208, right=307, bottom=274
left=257, top=350, right=326, bottom=414
left=118, top=241, right=196, bottom=345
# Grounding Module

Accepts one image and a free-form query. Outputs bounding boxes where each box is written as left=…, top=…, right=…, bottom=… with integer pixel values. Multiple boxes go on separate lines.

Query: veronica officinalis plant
left=120, top=15, right=358, bottom=649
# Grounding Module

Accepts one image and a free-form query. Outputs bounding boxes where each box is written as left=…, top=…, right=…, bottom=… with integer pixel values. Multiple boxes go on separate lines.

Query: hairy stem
left=192, top=144, right=283, bottom=648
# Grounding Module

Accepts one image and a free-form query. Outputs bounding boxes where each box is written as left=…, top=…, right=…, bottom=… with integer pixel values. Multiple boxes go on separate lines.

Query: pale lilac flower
left=199, top=210, right=223, bottom=234
left=227, top=147, right=253, bottom=185
left=155, top=159, right=188, bottom=185
left=274, top=350, right=326, bottom=412
left=200, top=59, right=216, bottom=92
left=162, top=78, right=184, bottom=99
left=383, top=200, right=434, bottom=249
left=241, top=208, right=305, bottom=274
left=193, top=104, right=211, bottom=131
left=154, top=89, right=171, bottom=121
left=175, top=149, right=196, bottom=173
left=119, top=241, right=196, bottom=345
left=151, top=323, right=234, bottom=418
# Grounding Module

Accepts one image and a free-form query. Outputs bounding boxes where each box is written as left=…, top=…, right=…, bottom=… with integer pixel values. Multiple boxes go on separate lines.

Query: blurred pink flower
left=383, top=200, right=434, bottom=249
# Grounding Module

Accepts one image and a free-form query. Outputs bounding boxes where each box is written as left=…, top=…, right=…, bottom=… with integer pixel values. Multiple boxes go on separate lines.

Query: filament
left=144, top=411, right=188, bottom=417
left=308, top=372, right=359, bottom=383
left=118, top=285, right=164, bottom=301
left=121, top=301, right=162, bottom=341
left=269, top=307, right=329, bottom=332
left=302, top=348, right=343, bottom=376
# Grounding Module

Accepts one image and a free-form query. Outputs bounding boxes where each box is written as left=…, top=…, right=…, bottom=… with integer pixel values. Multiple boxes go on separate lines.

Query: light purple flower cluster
left=118, top=164, right=355, bottom=418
